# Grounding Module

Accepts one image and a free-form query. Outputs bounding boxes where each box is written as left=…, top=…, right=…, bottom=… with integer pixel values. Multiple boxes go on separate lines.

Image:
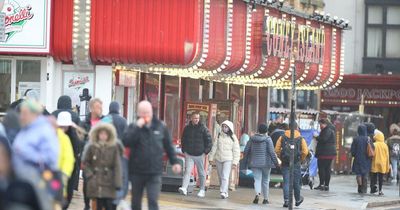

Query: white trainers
left=197, top=190, right=206, bottom=198
left=220, top=192, right=229, bottom=199
left=178, top=187, right=187, bottom=196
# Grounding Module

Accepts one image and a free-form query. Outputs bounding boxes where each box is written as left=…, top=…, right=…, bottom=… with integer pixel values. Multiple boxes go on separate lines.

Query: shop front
left=0, top=0, right=52, bottom=113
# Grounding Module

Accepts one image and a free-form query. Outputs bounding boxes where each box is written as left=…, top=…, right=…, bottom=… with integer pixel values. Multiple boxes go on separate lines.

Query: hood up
left=57, top=95, right=72, bottom=110
left=374, top=130, right=385, bottom=142
left=109, top=101, right=120, bottom=114
left=357, top=124, right=368, bottom=137
left=221, top=120, right=234, bottom=133
left=89, top=123, right=117, bottom=146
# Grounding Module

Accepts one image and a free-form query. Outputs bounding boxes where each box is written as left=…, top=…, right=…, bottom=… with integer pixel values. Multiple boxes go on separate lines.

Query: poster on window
left=18, top=82, right=41, bottom=100
left=63, top=71, right=95, bottom=115
left=0, top=0, right=51, bottom=53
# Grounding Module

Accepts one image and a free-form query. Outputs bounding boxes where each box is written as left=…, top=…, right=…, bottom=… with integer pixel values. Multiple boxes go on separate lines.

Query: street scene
left=0, top=0, right=400, bottom=210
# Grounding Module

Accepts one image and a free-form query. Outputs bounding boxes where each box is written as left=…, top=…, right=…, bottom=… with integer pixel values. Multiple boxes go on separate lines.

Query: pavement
left=68, top=175, right=400, bottom=210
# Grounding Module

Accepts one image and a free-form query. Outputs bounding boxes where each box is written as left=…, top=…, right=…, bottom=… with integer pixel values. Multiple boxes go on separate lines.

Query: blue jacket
left=243, top=134, right=279, bottom=169
left=351, top=124, right=372, bottom=176
left=13, top=116, right=59, bottom=170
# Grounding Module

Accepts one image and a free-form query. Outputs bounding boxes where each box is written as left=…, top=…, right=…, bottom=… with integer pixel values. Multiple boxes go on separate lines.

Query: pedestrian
left=1, top=109, right=20, bottom=144
left=55, top=112, right=78, bottom=209
left=270, top=123, right=287, bottom=147
left=242, top=123, right=280, bottom=205
left=178, top=112, right=212, bottom=197
left=123, top=100, right=181, bottom=210
left=208, top=120, right=240, bottom=199
left=370, top=131, right=390, bottom=195
left=107, top=101, right=129, bottom=207
left=386, top=128, right=400, bottom=183
left=80, top=98, right=104, bottom=210
left=314, top=118, right=337, bottom=191
left=82, top=123, right=122, bottom=210
left=350, top=124, right=372, bottom=194
left=52, top=95, right=81, bottom=125
left=275, top=122, right=308, bottom=208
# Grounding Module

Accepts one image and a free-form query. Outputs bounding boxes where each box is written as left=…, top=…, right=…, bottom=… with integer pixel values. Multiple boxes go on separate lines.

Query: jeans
left=391, top=157, right=398, bottom=180
left=252, top=168, right=271, bottom=199
left=182, top=153, right=206, bottom=190
left=130, top=175, right=161, bottom=210
left=317, top=159, right=333, bottom=186
left=216, top=160, right=232, bottom=194
left=282, top=164, right=301, bottom=202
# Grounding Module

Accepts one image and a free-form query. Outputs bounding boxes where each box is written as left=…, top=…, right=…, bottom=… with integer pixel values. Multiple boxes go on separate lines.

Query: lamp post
left=288, top=65, right=296, bottom=210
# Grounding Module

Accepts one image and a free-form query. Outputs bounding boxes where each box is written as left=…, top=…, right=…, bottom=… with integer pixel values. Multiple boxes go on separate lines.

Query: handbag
left=367, top=139, right=375, bottom=158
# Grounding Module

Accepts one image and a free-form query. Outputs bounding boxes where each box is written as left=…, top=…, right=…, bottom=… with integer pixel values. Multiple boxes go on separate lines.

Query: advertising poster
left=0, top=0, right=51, bottom=53
left=63, top=71, right=95, bottom=114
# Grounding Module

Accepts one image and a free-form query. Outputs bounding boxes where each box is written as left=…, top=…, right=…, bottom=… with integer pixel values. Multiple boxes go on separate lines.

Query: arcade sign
left=264, top=16, right=325, bottom=64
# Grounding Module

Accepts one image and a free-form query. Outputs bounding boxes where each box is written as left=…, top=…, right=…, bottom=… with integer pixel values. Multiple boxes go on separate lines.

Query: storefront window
left=185, top=78, right=200, bottom=102
left=214, top=82, right=228, bottom=100
left=16, top=60, right=41, bottom=100
left=230, top=84, right=244, bottom=105
left=245, top=86, right=257, bottom=134
left=143, top=73, right=160, bottom=116
left=259, top=87, right=268, bottom=124
left=164, top=76, right=180, bottom=140
left=0, top=60, right=11, bottom=112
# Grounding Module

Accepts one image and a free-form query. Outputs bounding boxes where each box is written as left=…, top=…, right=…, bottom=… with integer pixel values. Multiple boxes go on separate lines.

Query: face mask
left=222, top=126, right=230, bottom=133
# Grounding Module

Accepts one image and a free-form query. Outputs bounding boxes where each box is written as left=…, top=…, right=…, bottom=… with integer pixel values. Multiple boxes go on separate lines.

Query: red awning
left=52, top=0, right=73, bottom=63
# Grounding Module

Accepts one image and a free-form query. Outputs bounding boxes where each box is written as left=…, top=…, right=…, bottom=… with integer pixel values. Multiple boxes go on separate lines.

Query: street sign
left=0, top=12, right=5, bottom=42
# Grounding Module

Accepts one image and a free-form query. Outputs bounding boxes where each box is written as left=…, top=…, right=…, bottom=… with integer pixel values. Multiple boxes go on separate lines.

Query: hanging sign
left=0, top=0, right=51, bottom=53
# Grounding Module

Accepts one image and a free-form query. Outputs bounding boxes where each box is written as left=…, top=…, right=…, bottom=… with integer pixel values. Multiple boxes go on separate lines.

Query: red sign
left=115, top=70, right=137, bottom=87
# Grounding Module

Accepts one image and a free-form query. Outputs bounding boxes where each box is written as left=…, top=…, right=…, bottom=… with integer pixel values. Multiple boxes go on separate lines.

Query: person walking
left=386, top=128, right=400, bottom=183
left=275, top=122, right=308, bottom=208
left=314, top=119, right=337, bottom=191
left=242, top=123, right=280, bottom=205
left=123, top=100, right=181, bottom=210
left=208, top=120, right=240, bottom=199
left=81, top=98, right=104, bottom=210
left=52, top=95, right=81, bottom=125
left=178, top=112, right=212, bottom=197
left=370, top=131, right=390, bottom=195
left=82, top=123, right=122, bottom=210
left=351, top=124, right=372, bottom=194
left=108, top=101, right=128, bottom=139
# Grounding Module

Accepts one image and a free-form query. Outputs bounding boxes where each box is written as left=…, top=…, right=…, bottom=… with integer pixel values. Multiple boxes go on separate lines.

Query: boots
left=362, top=176, right=368, bottom=194
left=356, top=176, right=362, bottom=193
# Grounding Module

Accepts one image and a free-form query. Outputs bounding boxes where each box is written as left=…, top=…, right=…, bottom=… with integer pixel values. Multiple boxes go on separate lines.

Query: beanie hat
left=258, top=123, right=268, bottom=134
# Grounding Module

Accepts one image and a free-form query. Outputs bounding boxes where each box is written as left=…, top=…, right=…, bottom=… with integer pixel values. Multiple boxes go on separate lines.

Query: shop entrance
left=0, top=58, right=45, bottom=113
left=113, top=70, right=139, bottom=123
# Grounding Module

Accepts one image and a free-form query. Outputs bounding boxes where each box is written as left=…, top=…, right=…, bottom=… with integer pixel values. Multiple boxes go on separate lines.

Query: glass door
left=0, top=60, right=12, bottom=112
left=15, top=60, right=41, bottom=101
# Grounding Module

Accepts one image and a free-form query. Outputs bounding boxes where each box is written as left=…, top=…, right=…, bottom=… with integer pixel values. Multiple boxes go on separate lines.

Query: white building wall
left=94, top=65, right=113, bottom=113
left=325, top=0, right=365, bottom=74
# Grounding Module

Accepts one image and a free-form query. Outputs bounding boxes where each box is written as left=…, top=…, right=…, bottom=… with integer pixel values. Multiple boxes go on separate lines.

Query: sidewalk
left=68, top=175, right=400, bottom=210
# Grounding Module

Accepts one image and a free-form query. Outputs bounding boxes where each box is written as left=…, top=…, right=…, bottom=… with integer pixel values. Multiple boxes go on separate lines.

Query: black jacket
left=315, top=124, right=337, bottom=158
left=181, top=122, right=212, bottom=156
left=123, top=116, right=178, bottom=175
left=108, top=101, right=128, bottom=140
left=52, top=95, right=80, bottom=125
left=270, top=129, right=285, bottom=147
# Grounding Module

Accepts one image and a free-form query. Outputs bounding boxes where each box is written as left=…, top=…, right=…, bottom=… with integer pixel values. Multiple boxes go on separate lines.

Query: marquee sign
left=0, top=0, right=51, bottom=53
left=264, top=16, right=325, bottom=64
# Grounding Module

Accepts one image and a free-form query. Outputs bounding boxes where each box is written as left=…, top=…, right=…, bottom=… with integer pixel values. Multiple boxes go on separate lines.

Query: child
left=83, top=123, right=122, bottom=210
left=370, top=130, right=390, bottom=195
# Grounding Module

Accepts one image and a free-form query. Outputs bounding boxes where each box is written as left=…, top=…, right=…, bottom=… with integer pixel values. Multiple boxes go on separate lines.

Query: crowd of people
left=0, top=94, right=398, bottom=210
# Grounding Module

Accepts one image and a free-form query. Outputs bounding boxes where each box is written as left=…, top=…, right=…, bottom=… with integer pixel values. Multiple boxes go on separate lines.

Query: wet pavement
left=68, top=175, right=400, bottom=210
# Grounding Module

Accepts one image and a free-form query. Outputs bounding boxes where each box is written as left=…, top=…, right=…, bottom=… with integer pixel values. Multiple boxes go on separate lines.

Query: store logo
left=68, top=76, right=90, bottom=89
left=1, top=0, right=34, bottom=42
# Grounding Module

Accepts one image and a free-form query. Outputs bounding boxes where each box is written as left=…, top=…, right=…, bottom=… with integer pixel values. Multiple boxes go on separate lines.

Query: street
left=68, top=175, right=400, bottom=210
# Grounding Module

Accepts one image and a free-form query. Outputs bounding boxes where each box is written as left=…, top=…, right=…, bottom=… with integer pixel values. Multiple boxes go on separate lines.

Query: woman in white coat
left=209, top=120, right=241, bottom=199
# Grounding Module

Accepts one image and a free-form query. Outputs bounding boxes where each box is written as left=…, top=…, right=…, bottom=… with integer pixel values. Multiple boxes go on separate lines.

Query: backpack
left=280, top=135, right=303, bottom=165
left=392, top=143, right=400, bottom=157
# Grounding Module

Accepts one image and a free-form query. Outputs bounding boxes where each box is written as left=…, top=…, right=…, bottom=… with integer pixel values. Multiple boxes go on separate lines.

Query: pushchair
left=301, top=150, right=318, bottom=189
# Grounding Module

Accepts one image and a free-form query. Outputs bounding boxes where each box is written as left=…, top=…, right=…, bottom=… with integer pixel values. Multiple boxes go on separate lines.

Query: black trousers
left=370, top=172, right=384, bottom=192
left=83, top=172, right=90, bottom=209
left=130, top=175, right=161, bottom=210
left=318, top=159, right=333, bottom=186
left=96, top=198, right=115, bottom=210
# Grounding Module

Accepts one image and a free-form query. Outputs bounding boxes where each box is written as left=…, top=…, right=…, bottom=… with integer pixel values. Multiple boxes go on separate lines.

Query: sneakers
left=220, top=192, right=229, bottom=199
left=295, top=196, right=304, bottom=207
left=178, top=187, right=187, bottom=196
left=262, top=199, right=269, bottom=204
left=253, top=195, right=259, bottom=204
left=324, top=186, right=329, bottom=191
left=371, top=185, right=378, bottom=194
left=197, top=190, right=206, bottom=198
left=314, top=185, right=324, bottom=190
left=379, top=191, right=384, bottom=196
left=283, top=201, right=289, bottom=207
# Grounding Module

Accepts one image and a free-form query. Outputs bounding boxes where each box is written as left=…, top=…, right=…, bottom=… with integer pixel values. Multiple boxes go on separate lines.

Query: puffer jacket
left=181, top=121, right=212, bottom=156
left=371, top=131, right=390, bottom=174
left=315, top=124, right=337, bottom=158
left=243, top=134, right=279, bottom=169
left=208, top=121, right=240, bottom=165
left=83, top=123, right=122, bottom=199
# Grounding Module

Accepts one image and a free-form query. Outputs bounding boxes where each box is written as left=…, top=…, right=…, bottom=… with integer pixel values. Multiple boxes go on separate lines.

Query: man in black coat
left=123, top=100, right=181, bottom=210
left=314, top=118, right=337, bottom=191
left=178, top=112, right=212, bottom=198
left=52, top=95, right=80, bottom=125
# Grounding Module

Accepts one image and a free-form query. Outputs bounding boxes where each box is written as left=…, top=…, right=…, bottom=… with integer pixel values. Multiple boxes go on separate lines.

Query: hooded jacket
left=386, top=135, right=400, bottom=158
left=57, top=129, right=75, bottom=177
left=181, top=121, right=212, bottom=156
left=52, top=96, right=80, bottom=125
left=275, top=130, right=309, bottom=164
left=208, top=121, right=241, bottom=165
left=108, top=101, right=128, bottom=140
left=315, top=123, right=337, bottom=158
left=351, top=125, right=372, bottom=175
left=243, top=133, right=279, bottom=169
left=82, top=123, right=122, bottom=199
left=123, top=116, right=178, bottom=175
left=371, top=131, right=390, bottom=173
